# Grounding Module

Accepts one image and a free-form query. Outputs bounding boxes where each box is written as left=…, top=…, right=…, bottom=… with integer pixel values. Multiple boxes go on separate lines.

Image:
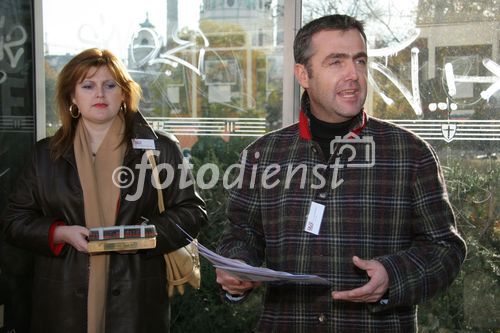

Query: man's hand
left=331, top=256, right=389, bottom=303
left=215, top=268, right=261, bottom=295
left=53, top=225, right=89, bottom=253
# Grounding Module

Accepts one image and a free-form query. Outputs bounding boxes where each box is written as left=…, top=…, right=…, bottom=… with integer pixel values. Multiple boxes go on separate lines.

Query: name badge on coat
left=132, top=139, right=156, bottom=150
left=304, top=201, right=325, bottom=235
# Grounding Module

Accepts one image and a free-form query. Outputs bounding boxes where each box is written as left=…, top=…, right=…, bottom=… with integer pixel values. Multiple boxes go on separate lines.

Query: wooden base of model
left=88, top=237, right=156, bottom=253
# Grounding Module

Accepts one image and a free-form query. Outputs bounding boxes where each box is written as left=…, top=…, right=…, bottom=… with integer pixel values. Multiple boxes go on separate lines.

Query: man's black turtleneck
left=308, top=111, right=355, bottom=158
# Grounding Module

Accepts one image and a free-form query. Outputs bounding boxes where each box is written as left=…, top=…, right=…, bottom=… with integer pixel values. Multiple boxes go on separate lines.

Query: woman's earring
left=69, top=104, right=80, bottom=118
left=120, top=102, right=127, bottom=114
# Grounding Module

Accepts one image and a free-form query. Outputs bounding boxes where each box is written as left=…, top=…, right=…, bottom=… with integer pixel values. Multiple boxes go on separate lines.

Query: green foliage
left=265, top=90, right=283, bottom=130
left=170, top=259, right=262, bottom=333
left=199, top=20, right=246, bottom=47
left=418, top=156, right=499, bottom=332
left=170, top=135, right=262, bottom=332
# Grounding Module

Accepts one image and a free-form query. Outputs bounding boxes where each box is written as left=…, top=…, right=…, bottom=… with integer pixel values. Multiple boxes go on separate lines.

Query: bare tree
left=302, top=0, right=418, bottom=47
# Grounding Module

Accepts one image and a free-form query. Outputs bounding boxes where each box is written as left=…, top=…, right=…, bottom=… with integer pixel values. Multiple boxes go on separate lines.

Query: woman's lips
left=93, top=103, right=108, bottom=108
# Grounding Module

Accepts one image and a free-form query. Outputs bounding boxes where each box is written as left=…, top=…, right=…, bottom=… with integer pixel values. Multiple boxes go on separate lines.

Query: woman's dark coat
left=2, top=113, right=207, bottom=333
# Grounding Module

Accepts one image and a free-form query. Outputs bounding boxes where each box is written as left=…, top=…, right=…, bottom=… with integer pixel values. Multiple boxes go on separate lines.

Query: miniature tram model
left=88, top=224, right=157, bottom=253
left=89, top=224, right=157, bottom=241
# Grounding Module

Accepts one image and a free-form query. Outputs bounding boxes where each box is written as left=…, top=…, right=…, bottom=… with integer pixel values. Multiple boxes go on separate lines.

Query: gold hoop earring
left=120, top=102, right=127, bottom=114
left=69, top=104, right=80, bottom=118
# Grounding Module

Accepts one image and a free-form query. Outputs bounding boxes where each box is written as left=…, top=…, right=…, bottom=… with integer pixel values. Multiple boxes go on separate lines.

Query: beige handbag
left=146, top=150, right=201, bottom=297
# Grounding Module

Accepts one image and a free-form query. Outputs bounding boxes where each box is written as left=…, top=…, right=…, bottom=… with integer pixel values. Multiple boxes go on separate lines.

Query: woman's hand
left=53, top=225, right=89, bottom=253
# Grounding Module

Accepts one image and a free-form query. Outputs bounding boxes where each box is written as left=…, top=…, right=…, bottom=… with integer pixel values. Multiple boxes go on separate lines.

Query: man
left=216, top=14, right=466, bottom=332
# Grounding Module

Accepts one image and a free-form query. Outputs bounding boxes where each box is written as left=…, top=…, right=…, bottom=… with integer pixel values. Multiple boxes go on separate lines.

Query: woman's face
left=72, top=66, right=124, bottom=126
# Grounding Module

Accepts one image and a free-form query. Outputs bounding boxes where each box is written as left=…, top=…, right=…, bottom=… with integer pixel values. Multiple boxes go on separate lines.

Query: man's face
left=294, top=29, right=368, bottom=123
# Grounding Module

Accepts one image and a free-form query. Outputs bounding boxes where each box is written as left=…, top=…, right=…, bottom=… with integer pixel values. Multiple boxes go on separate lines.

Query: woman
left=2, top=48, right=207, bottom=333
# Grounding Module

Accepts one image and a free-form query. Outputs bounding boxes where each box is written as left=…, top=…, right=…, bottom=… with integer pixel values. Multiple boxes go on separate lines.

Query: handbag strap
left=145, top=150, right=165, bottom=213
left=146, top=150, right=200, bottom=296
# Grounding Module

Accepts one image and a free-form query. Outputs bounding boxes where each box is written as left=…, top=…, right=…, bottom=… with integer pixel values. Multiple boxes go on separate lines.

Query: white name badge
left=132, top=138, right=156, bottom=150
left=304, top=201, right=325, bottom=235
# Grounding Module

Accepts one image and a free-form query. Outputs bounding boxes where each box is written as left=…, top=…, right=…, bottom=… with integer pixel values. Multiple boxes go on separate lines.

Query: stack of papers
left=176, top=224, right=331, bottom=285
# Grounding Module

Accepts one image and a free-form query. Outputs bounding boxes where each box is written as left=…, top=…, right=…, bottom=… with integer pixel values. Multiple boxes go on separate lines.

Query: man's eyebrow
left=324, top=52, right=349, bottom=61
left=322, top=51, right=368, bottom=64
left=353, top=51, right=368, bottom=59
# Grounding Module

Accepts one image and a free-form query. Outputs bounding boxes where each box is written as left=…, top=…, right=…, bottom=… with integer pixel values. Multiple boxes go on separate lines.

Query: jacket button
left=311, top=146, right=318, bottom=153
left=112, top=289, right=121, bottom=296
left=318, top=313, right=326, bottom=323
left=318, top=192, right=327, bottom=199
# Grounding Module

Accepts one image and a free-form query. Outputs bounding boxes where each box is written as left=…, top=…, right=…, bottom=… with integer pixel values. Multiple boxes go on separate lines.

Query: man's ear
left=294, top=63, right=309, bottom=89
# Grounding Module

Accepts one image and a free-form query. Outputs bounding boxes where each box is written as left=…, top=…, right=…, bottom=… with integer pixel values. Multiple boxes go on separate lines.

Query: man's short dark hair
left=293, top=14, right=366, bottom=67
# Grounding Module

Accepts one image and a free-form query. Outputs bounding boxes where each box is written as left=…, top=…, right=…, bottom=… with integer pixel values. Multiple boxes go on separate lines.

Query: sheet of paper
left=175, top=224, right=332, bottom=286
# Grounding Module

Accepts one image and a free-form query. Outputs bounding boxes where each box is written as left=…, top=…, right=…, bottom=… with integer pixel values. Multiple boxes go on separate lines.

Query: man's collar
left=298, top=91, right=366, bottom=140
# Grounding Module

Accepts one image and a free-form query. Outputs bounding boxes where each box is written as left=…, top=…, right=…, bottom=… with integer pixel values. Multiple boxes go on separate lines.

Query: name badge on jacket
left=132, top=139, right=156, bottom=150
left=304, top=202, right=325, bottom=235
